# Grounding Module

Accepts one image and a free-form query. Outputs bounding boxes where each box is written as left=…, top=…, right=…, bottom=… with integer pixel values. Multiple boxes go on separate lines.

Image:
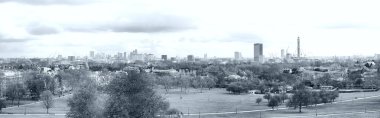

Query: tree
left=280, top=93, right=288, bottom=103
left=267, top=97, right=279, bottom=110
left=354, top=78, right=364, bottom=87
left=40, top=90, right=54, bottom=114
left=328, top=90, right=339, bottom=102
left=319, top=90, right=329, bottom=103
left=158, top=76, right=174, bottom=94
left=25, top=72, right=45, bottom=100
left=66, top=80, right=101, bottom=118
left=5, top=82, right=26, bottom=106
left=178, top=75, right=191, bottom=93
left=104, top=70, right=169, bottom=118
left=263, top=93, right=272, bottom=102
left=256, top=98, right=262, bottom=104
left=287, top=86, right=311, bottom=113
left=0, top=98, right=6, bottom=113
left=226, top=81, right=249, bottom=94
left=310, top=91, right=320, bottom=106
left=204, top=76, right=217, bottom=90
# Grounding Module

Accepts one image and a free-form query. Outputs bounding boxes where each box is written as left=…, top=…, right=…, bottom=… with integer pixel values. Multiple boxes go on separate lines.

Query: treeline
left=0, top=69, right=90, bottom=108
left=66, top=69, right=177, bottom=118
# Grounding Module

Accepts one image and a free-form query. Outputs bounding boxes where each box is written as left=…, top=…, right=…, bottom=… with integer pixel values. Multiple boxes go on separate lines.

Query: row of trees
left=66, top=69, right=175, bottom=118
left=286, top=84, right=339, bottom=112
left=156, top=75, right=217, bottom=93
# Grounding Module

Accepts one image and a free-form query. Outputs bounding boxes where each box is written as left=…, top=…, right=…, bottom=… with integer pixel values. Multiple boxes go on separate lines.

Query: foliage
left=25, top=73, right=45, bottom=100
left=279, top=93, right=288, bottom=103
left=0, top=99, right=6, bottom=113
left=267, top=97, right=280, bottom=110
left=263, top=93, right=271, bottom=102
left=226, top=81, right=249, bottom=94
left=104, top=70, right=169, bottom=118
left=66, top=80, right=101, bottom=118
left=256, top=98, right=262, bottom=104
left=40, top=90, right=54, bottom=114
left=287, top=85, right=311, bottom=113
left=5, top=82, right=26, bottom=106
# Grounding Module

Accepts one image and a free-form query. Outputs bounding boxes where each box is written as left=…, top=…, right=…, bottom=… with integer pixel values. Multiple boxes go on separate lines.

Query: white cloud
left=1, top=0, right=380, bottom=58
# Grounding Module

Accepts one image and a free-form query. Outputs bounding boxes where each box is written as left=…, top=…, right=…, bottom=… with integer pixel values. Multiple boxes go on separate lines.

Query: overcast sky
left=0, top=0, right=380, bottom=58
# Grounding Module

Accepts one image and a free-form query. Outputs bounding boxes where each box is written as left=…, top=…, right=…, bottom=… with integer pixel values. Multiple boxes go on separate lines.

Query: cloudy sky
left=0, top=0, right=380, bottom=58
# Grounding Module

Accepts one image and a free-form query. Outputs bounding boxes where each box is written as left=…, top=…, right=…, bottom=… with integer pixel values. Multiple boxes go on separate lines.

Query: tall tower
left=254, top=43, right=263, bottom=62
left=297, top=36, right=300, bottom=58
left=281, top=49, right=285, bottom=58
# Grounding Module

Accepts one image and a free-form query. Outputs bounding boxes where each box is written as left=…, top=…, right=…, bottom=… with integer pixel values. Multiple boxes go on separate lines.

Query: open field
left=1, top=88, right=380, bottom=118
left=160, top=88, right=380, bottom=118
left=1, top=94, right=71, bottom=114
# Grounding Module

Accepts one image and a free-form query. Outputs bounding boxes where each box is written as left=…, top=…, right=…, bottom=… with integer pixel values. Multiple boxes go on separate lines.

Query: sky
left=0, top=0, right=380, bottom=58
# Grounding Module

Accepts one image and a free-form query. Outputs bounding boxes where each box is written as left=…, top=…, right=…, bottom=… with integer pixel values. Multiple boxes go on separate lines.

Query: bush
left=226, top=82, right=249, bottom=94
left=267, top=97, right=279, bottom=110
left=256, top=98, right=262, bottom=104
left=0, top=98, right=6, bottom=113
left=166, top=108, right=181, bottom=115
left=263, top=93, right=271, bottom=102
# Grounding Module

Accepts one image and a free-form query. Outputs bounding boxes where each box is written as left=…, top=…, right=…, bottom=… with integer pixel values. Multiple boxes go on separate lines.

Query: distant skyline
left=1, top=0, right=380, bottom=58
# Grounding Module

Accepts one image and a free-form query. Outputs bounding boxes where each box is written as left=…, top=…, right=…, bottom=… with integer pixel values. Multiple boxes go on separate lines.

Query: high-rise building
left=123, top=52, right=127, bottom=59
left=117, top=52, right=123, bottom=59
left=281, top=49, right=285, bottom=58
left=187, top=55, right=194, bottom=62
left=204, top=54, right=208, bottom=60
left=254, top=43, right=263, bottom=62
left=57, top=55, right=63, bottom=60
left=161, top=55, right=168, bottom=61
left=90, top=51, right=95, bottom=58
left=68, top=56, right=75, bottom=61
left=297, top=37, right=300, bottom=58
left=234, top=51, right=242, bottom=60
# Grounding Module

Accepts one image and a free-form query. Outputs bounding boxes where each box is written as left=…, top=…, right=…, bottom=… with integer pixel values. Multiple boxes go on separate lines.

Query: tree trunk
left=46, top=108, right=49, bottom=114
left=17, top=97, right=20, bottom=107
left=299, top=103, right=302, bottom=113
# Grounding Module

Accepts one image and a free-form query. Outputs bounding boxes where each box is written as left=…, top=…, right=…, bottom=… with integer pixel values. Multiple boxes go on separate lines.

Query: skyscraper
left=123, top=52, right=127, bottom=59
left=297, top=37, right=300, bottom=58
left=90, top=51, right=95, bottom=58
left=254, top=43, right=263, bottom=62
left=187, top=55, right=194, bottom=62
left=161, top=55, right=168, bottom=61
left=234, top=52, right=242, bottom=60
left=281, top=49, right=285, bottom=58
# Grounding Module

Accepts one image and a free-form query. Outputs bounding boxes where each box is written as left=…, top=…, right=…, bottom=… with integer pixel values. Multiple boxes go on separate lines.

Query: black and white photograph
left=1, top=0, right=380, bottom=118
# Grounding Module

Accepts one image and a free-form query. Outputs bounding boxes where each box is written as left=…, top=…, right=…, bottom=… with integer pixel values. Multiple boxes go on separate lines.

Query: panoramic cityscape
left=1, top=0, right=380, bottom=118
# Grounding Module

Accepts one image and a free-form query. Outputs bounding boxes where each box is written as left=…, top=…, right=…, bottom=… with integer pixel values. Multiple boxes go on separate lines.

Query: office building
left=123, top=52, right=127, bottom=59
left=187, top=55, right=194, bottom=62
left=254, top=43, right=263, bottom=62
left=297, top=37, right=300, bottom=58
left=68, top=56, right=75, bottom=61
left=234, top=52, right=242, bottom=60
left=90, top=51, right=95, bottom=58
left=281, top=49, right=285, bottom=58
left=161, top=55, right=168, bottom=61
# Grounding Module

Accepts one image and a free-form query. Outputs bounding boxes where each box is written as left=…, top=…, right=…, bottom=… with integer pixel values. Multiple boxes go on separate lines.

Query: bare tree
left=40, top=90, right=54, bottom=114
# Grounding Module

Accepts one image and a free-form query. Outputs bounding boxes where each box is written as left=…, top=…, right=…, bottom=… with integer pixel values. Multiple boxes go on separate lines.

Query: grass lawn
left=4, top=100, right=37, bottom=108
left=1, top=94, right=71, bottom=114
left=159, top=88, right=380, bottom=118
left=158, top=88, right=279, bottom=114
left=2, top=88, right=380, bottom=118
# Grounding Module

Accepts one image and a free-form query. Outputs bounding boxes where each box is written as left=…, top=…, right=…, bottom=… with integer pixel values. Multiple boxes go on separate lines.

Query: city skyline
left=1, top=0, right=380, bottom=58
